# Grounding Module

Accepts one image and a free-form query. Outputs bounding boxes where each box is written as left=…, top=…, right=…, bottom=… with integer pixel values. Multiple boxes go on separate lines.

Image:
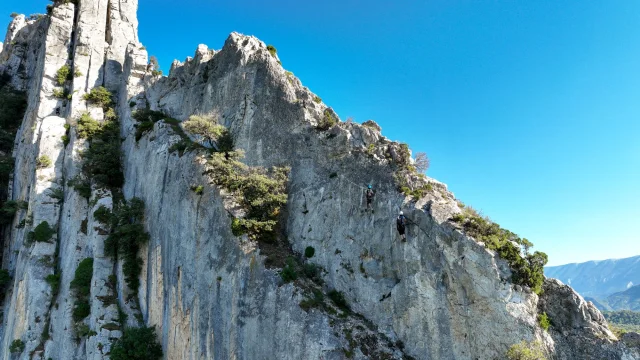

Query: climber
left=396, top=211, right=407, bottom=242
left=365, top=184, right=375, bottom=211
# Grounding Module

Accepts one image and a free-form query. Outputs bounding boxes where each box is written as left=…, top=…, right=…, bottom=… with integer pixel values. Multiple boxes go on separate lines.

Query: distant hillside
left=603, top=310, right=640, bottom=333
left=545, top=255, right=640, bottom=298
left=606, top=285, right=640, bottom=312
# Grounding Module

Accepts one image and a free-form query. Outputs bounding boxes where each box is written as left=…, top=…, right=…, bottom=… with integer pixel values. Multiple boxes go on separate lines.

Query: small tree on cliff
left=183, top=113, right=225, bottom=149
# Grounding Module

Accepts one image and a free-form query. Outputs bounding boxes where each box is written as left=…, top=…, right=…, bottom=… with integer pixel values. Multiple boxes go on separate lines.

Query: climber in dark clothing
left=365, top=184, right=375, bottom=211
left=396, top=211, right=407, bottom=242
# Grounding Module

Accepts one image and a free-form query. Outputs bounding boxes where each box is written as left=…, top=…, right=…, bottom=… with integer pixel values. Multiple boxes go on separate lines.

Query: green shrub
left=299, top=290, right=324, bottom=311
left=183, top=114, right=226, bottom=148
left=72, top=300, right=90, bottom=322
left=0, top=269, right=11, bottom=288
left=451, top=210, right=548, bottom=294
left=110, top=326, right=163, bottom=360
left=9, top=339, right=25, bottom=353
left=75, top=322, right=96, bottom=337
left=45, top=273, right=60, bottom=294
left=76, top=112, right=101, bottom=140
left=52, top=88, right=67, bottom=99
left=304, top=246, right=315, bottom=258
left=538, top=312, right=550, bottom=331
left=328, top=290, right=350, bottom=312
left=506, top=340, right=546, bottom=360
left=37, top=155, right=52, bottom=168
left=103, top=199, right=149, bottom=296
left=80, top=117, right=123, bottom=188
left=302, top=263, right=319, bottom=281
left=316, top=109, right=337, bottom=130
left=191, top=185, right=204, bottom=195
left=208, top=152, right=289, bottom=243
left=56, top=65, right=71, bottom=86
left=93, top=205, right=113, bottom=225
left=313, top=95, right=321, bottom=103
left=62, top=135, right=69, bottom=146
left=0, top=200, right=27, bottom=224
left=83, top=86, right=112, bottom=108
left=135, top=121, right=155, bottom=141
left=70, top=258, right=93, bottom=297
left=280, top=257, right=298, bottom=283
left=28, top=221, right=56, bottom=243
left=266, top=44, right=277, bottom=57
left=68, top=176, right=91, bottom=199
left=47, top=187, right=64, bottom=203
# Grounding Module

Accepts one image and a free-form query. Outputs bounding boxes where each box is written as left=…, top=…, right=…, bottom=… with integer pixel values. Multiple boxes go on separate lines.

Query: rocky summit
left=0, top=1, right=638, bottom=359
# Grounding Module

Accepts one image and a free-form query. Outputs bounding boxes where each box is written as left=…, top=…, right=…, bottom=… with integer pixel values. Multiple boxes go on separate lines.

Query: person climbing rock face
left=397, top=211, right=407, bottom=242
left=365, top=184, right=375, bottom=211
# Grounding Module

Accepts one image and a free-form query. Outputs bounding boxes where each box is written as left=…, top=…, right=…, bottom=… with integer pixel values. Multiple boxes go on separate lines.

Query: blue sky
left=2, top=1, right=639, bottom=266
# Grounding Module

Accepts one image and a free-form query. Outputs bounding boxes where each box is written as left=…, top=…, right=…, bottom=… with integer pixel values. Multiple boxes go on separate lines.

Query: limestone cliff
left=0, top=1, right=638, bottom=359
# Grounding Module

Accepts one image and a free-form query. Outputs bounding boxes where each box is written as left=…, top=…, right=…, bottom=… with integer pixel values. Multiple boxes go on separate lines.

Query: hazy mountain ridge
left=545, top=255, right=640, bottom=298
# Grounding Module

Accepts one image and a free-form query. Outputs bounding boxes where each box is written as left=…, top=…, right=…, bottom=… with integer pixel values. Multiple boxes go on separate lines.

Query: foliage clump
left=9, top=339, right=25, bottom=353
left=206, top=151, right=289, bottom=243
left=506, top=340, right=546, bottom=360
left=56, top=65, right=71, bottom=86
left=0, top=200, right=27, bottom=224
left=183, top=114, right=226, bottom=149
left=316, top=109, right=337, bottom=130
left=110, top=326, right=163, bottom=360
left=280, top=257, right=298, bottom=283
left=28, top=221, right=56, bottom=243
left=99, top=199, right=150, bottom=297
left=76, top=112, right=123, bottom=188
left=37, top=155, right=52, bottom=168
left=451, top=207, right=548, bottom=294
left=266, top=44, right=277, bottom=57
left=304, top=246, right=315, bottom=258
left=538, top=312, right=550, bottom=331
left=83, top=86, right=112, bottom=108
left=71, top=258, right=93, bottom=323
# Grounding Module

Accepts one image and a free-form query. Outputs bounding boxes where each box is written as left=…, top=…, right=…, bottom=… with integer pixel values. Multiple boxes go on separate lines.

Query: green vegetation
left=206, top=151, right=289, bottom=243
left=299, top=290, right=324, bottom=311
left=28, top=221, right=56, bottom=243
left=0, top=200, right=28, bottom=224
left=280, top=257, right=298, bottom=283
left=132, top=109, right=166, bottom=141
left=313, top=95, right=322, bottom=103
left=76, top=112, right=102, bottom=139
left=304, top=246, right=315, bottom=258
left=83, top=86, right=112, bottom=108
left=56, top=65, right=71, bottom=86
left=9, top=339, right=25, bottom=353
left=71, top=258, right=93, bottom=323
left=45, top=273, right=60, bottom=294
left=110, top=326, right=163, bottom=360
left=0, top=79, right=23, bottom=233
left=67, top=176, right=91, bottom=199
left=37, top=155, right=52, bottom=168
left=604, top=310, right=640, bottom=333
left=191, top=185, right=204, bottom=195
left=0, top=269, right=11, bottom=288
left=451, top=207, right=548, bottom=294
left=52, top=88, right=68, bottom=99
left=316, top=109, right=337, bottom=130
left=506, top=340, right=546, bottom=360
left=99, top=199, right=150, bottom=297
left=266, top=44, right=277, bottom=57
left=538, top=312, right=550, bottom=331
left=76, top=112, right=123, bottom=188
left=328, top=290, right=350, bottom=312
left=183, top=114, right=226, bottom=148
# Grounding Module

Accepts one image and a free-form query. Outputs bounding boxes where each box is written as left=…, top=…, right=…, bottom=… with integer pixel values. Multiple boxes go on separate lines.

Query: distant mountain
left=545, top=255, right=640, bottom=298
left=606, top=285, right=640, bottom=311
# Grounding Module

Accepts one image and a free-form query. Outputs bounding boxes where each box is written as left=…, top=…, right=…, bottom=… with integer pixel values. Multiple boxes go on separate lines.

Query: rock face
left=0, top=1, right=638, bottom=360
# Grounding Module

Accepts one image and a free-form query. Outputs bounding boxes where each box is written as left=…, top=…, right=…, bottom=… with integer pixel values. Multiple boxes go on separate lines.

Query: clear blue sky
left=2, top=1, right=639, bottom=266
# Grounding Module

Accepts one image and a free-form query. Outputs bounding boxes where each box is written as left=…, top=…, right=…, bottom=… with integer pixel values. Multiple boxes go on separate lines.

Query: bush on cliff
left=506, top=340, right=546, bottom=360
left=206, top=151, right=289, bottom=243
left=110, top=326, right=163, bottom=360
left=451, top=208, right=548, bottom=294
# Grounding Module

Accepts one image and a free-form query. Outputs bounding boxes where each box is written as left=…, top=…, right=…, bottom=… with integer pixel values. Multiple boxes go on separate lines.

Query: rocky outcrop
left=0, top=1, right=638, bottom=360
